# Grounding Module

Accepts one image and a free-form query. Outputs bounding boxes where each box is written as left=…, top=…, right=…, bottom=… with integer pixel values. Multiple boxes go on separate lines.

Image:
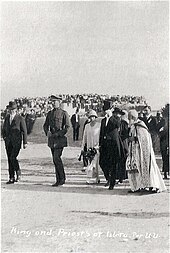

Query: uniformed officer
left=43, top=95, right=70, bottom=186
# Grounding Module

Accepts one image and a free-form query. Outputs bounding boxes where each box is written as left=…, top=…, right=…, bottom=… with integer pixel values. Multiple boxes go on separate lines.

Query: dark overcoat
left=99, top=115, right=122, bottom=169
left=2, top=114, right=27, bottom=149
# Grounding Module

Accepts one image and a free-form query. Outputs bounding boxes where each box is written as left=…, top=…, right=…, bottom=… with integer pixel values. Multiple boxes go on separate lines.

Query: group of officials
left=2, top=95, right=169, bottom=190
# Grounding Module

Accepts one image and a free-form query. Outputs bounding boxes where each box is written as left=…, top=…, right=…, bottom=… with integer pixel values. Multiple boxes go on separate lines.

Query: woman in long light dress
left=126, top=109, right=166, bottom=193
left=81, top=110, right=101, bottom=184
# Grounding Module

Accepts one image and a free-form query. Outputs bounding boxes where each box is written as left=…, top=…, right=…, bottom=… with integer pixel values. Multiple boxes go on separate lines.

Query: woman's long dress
left=82, top=121, right=101, bottom=183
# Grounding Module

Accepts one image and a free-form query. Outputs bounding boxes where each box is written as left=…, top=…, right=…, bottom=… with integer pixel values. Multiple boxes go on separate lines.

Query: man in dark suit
left=99, top=101, right=122, bottom=190
left=2, top=101, right=27, bottom=184
left=143, top=105, right=157, bottom=151
left=43, top=95, right=70, bottom=187
left=71, top=108, right=80, bottom=141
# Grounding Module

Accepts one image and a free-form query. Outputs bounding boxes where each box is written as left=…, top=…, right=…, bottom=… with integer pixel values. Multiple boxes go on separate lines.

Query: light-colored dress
left=126, top=120, right=166, bottom=192
left=82, top=121, right=101, bottom=184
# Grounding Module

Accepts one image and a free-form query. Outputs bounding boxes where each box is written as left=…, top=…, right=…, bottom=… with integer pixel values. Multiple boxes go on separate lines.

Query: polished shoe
left=15, top=176, right=21, bottom=182
left=52, top=182, right=59, bottom=187
left=104, top=181, right=110, bottom=187
left=58, top=180, right=65, bottom=185
left=81, top=167, right=86, bottom=172
left=128, top=189, right=134, bottom=193
left=128, top=189, right=140, bottom=193
left=6, top=180, right=15, bottom=184
left=116, top=180, right=123, bottom=184
left=134, top=189, right=141, bottom=193
left=108, top=185, right=114, bottom=190
left=149, top=188, right=159, bottom=193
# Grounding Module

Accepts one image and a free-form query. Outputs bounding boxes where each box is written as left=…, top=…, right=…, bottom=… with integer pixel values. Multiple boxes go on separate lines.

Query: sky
left=1, top=1, right=169, bottom=110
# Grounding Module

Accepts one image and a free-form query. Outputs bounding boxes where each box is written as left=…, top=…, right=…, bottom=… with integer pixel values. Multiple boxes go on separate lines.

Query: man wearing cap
left=99, top=101, right=122, bottom=190
left=43, top=95, right=70, bottom=186
left=2, top=101, right=27, bottom=184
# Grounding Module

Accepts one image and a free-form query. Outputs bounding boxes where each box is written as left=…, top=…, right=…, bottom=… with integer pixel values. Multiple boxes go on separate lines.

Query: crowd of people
left=2, top=94, right=169, bottom=193
left=80, top=102, right=169, bottom=192
left=1, top=94, right=147, bottom=119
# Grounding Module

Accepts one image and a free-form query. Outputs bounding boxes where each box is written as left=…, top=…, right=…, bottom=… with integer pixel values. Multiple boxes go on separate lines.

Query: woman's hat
left=8, top=101, right=17, bottom=110
left=103, top=100, right=112, bottom=111
left=128, top=109, right=138, bottom=119
left=88, top=109, right=98, bottom=118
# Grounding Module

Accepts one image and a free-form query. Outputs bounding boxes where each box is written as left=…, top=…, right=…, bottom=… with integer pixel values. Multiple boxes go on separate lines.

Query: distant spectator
left=159, top=104, right=169, bottom=179
left=143, top=105, right=157, bottom=151
left=138, top=111, right=144, bottom=121
left=71, top=108, right=80, bottom=141
left=26, top=109, right=36, bottom=135
left=156, top=111, right=165, bottom=133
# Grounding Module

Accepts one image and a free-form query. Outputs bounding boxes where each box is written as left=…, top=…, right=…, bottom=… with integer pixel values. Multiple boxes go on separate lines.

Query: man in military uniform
left=43, top=95, right=70, bottom=186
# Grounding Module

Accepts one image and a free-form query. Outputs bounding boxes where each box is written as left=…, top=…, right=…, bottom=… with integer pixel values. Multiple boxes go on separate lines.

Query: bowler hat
left=113, top=107, right=125, bottom=115
left=8, top=101, right=17, bottom=110
left=49, top=95, right=62, bottom=101
left=103, top=100, right=112, bottom=111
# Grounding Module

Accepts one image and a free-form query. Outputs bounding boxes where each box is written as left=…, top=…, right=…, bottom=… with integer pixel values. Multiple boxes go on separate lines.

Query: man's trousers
left=6, top=143, right=21, bottom=180
left=51, top=148, right=65, bottom=183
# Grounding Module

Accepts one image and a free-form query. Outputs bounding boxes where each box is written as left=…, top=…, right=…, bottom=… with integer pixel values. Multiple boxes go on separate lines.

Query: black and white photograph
left=1, top=0, right=169, bottom=252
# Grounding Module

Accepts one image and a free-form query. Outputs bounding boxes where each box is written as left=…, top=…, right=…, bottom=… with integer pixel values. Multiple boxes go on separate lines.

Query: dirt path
left=1, top=141, right=169, bottom=253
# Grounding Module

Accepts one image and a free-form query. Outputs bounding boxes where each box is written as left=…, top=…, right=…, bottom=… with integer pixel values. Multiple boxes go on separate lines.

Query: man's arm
left=43, top=112, right=50, bottom=136
left=2, top=117, right=7, bottom=140
left=58, top=111, right=70, bottom=137
left=99, top=119, right=104, bottom=147
left=20, top=116, right=27, bottom=145
left=70, top=115, right=74, bottom=127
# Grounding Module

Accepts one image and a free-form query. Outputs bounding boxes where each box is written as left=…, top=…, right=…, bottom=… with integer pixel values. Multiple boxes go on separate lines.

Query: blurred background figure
left=26, top=109, right=36, bottom=135
left=158, top=104, right=169, bottom=179
left=71, top=108, right=80, bottom=141
left=81, top=111, right=92, bottom=172
left=143, top=105, right=157, bottom=152
left=156, top=111, right=165, bottom=132
left=138, top=111, right=144, bottom=121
